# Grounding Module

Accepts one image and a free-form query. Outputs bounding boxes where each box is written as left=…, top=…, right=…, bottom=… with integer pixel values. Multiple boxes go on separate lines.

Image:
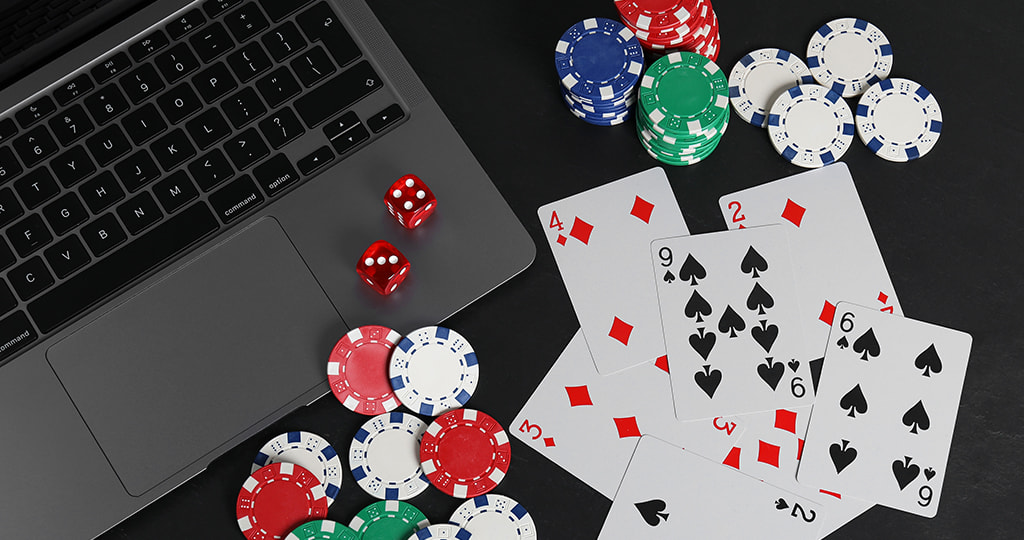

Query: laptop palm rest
left=46, top=217, right=343, bottom=496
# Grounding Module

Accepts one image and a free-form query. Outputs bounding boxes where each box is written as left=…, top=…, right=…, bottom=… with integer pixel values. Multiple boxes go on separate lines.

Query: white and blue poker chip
left=252, top=431, right=342, bottom=505
left=349, top=412, right=431, bottom=500
left=767, top=83, right=855, bottom=169
left=855, top=77, right=942, bottom=162
left=413, top=524, right=473, bottom=539
left=389, top=326, right=479, bottom=416
left=451, top=494, right=537, bottom=540
left=728, top=48, right=815, bottom=128
left=806, top=17, right=893, bottom=98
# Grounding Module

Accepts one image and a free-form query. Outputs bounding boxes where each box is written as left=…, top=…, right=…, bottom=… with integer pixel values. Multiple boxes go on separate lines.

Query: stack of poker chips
left=636, top=51, right=729, bottom=166
left=614, top=0, right=721, bottom=61
left=555, top=18, right=644, bottom=126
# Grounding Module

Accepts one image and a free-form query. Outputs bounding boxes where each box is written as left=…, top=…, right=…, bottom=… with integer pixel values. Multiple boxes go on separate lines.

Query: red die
left=356, top=240, right=410, bottom=295
left=385, top=174, right=437, bottom=229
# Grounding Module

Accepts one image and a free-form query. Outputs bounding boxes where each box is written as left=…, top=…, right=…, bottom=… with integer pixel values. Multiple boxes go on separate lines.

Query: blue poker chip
left=855, top=77, right=942, bottom=162
left=349, top=412, right=431, bottom=500
left=561, top=86, right=635, bottom=113
left=767, top=83, right=855, bottom=169
left=450, top=494, right=537, bottom=539
left=555, top=18, right=644, bottom=103
left=389, top=326, right=479, bottom=416
left=414, top=524, right=473, bottom=539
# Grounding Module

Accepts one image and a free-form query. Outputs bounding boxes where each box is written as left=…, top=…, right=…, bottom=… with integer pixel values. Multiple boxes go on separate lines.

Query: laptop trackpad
left=47, top=218, right=343, bottom=496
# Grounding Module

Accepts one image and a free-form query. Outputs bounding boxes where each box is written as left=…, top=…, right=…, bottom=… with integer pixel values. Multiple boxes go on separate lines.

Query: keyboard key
left=255, top=67, right=300, bottom=108
left=155, top=43, right=200, bottom=84
left=262, top=21, right=306, bottom=62
left=123, top=103, right=168, bottom=145
left=259, top=0, right=314, bottom=22
left=166, top=8, right=206, bottom=40
left=50, top=145, right=96, bottom=188
left=186, top=108, right=231, bottom=149
left=53, top=74, right=94, bottom=106
left=189, top=149, right=234, bottom=191
left=192, top=62, right=238, bottom=103
left=0, top=280, right=16, bottom=314
left=0, top=311, right=37, bottom=362
left=9, top=257, right=53, bottom=301
left=258, top=107, right=304, bottom=149
left=225, top=3, right=269, bottom=42
left=209, top=174, right=263, bottom=223
left=253, top=153, right=298, bottom=196
left=367, top=103, right=404, bottom=133
left=0, top=147, right=23, bottom=183
left=81, top=213, right=127, bottom=256
left=0, top=240, right=14, bottom=271
left=29, top=203, right=218, bottom=333
left=7, top=214, right=52, bottom=257
left=322, top=110, right=359, bottom=140
left=128, top=30, right=169, bottom=62
left=41, top=192, right=88, bottom=236
left=83, top=84, right=129, bottom=125
left=153, top=170, right=198, bottom=213
left=44, top=234, right=91, bottom=279
left=15, top=96, right=56, bottom=128
left=13, top=125, right=59, bottom=167
left=328, top=122, right=368, bottom=155
left=0, top=188, right=25, bottom=229
left=0, top=118, right=18, bottom=144
left=226, top=42, right=271, bottom=82
left=222, top=87, right=267, bottom=128
left=293, top=60, right=381, bottom=127
left=296, top=145, right=332, bottom=175
left=113, top=150, right=161, bottom=191
left=190, top=22, right=235, bottom=63
left=290, top=46, right=334, bottom=87
left=297, top=2, right=360, bottom=67
left=86, top=124, right=131, bottom=166
left=117, top=192, right=163, bottom=234
left=90, top=52, right=133, bottom=84
left=156, top=83, right=203, bottom=124
left=151, top=129, right=196, bottom=171
left=14, top=168, right=60, bottom=209
left=203, top=0, right=243, bottom=18
left=79, top=171, right=125, bottom=213
left=48, top=104, right=95, bottom=146
left=120, top=64, right=165, bottom=105
left=223, top=128, right=268, bottom=170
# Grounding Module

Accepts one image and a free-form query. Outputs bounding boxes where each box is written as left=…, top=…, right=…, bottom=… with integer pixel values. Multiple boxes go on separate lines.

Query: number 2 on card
left=727, top=201, right=746, bottom=228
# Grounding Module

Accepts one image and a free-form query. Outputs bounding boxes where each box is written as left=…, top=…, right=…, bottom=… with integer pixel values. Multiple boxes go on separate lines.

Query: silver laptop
left=0, top=0, right=534, bottom=536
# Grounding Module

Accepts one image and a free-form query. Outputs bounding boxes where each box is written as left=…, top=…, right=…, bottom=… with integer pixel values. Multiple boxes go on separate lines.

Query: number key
left=47, top=104, right=95, bottom=146
left=83, top=84, right=130, bottom=125
left=12, top=125, right=58, bottom=168
left=120, top=64, right=166, bottom=105
left=0, top=147, right=23, bottom=183
left=155, top=43, right=200, bottom=84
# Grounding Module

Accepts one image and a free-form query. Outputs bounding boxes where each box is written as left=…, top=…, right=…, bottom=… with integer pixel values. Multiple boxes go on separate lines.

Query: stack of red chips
left=614, top=0, right=721, bottom=61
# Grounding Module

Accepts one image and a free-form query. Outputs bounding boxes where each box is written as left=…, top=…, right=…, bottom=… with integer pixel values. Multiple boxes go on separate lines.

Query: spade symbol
left=740, top=246, right=769, bottom=278
left=902, top=400, right=930, bottom=434
left=775, top=498, right=789, bottom=510
left=892, top=456, right=921, bottom=491
left=852, top=328, right=880, bottom=361
left=688, top=327, right=716, bottom=361
left=836, top=336, right=850, bottom=349
left=839, top=384, right=868, bottom=418
left=684, top=290, right=713, bottom=323
left=924, top=467, right=936, bottom=481
left=718, top=305, right=746, bottom=337
left=745, top=282, right=775, bottom=315
left=751, top=320, right=779, bottom=353
left=787, top=359, right=800, bottom=372
left=635, top=499, right=670, bottom=526
left=694, top=365, right=722, bottom=398
left=757, top=358, right=785, bottom=391
left=679, top=254, right=707, bottom=286
left=914, top=344, right=943, bottom=377
left=663, top=269, right=676, bottom=284
left=829, top=440, right=858, bottom=474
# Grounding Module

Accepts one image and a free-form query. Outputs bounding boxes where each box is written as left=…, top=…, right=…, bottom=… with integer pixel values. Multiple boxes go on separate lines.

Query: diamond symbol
left=797, top=438, right=805, bottom=461
left=757, top=440, right=781, bottom=468
left=544, top=437, right=556, bottom=448
left=565, top=385, right=593, bottom=407
left=878, top=291, right=889, bottom=304
left=654, top=355, right=670, bottom=374
left=722, top=446, right=741, bottom=469
left=614, top=416, right=642, bottom=438
left=819, top=300, right=836, bottom=325
left=556, top=235, right=567, bottom=246
left=569, top=217, right=594, bottom=244
left=630, top=196, right=655, bottom=223
left=781, top=199, right=806, bottom=227
left=774, top=409, right=798, bottom=434
left=609, top=317, right=634, bottom=346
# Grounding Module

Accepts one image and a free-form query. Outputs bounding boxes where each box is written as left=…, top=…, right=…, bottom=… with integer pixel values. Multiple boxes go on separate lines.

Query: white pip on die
left=385, top=174, right=437, bottom=229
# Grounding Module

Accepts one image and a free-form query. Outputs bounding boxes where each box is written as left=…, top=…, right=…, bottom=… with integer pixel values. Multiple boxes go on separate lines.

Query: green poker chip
left=349, top=500, right=429, bottom=540
left=286, top=520, right=359, bottom=540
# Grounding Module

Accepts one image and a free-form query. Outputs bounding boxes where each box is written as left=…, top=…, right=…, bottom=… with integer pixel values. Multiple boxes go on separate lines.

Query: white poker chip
left=349, top=412, right=430, bottom=500
left=728, top=48, right=814, bottom=128
left=767, top=84, right=855, bottom=169
left=451, top=494, right=537, bottom=540
left=806, top=17, right=893, bottom=98
left=252, top=431, right=342, bottom=505
left=389, top=326, right=479, bottom=416
left=411, top=524, right=473, bottom=539
left=855, top=77, right=942, bottom=162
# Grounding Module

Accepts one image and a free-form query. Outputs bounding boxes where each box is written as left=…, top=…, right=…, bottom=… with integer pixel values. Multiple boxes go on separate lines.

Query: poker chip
left=767, top=83, right=855, bottom=168
left=349, top=411, right=431, bottom=500
left=412, top=524, right=473, bottom=539
left=615, top=0, right=721, bottom=60
left=554, top=18, right=644, bottom=126
left=420, top=409, right=511, bottom=498
left=451, top=494, right=537, bottom=540
left=236, top=462, right=329, bottom=540
left=636, top=51, right=729, bottom=165
left=328, top=325, right=403, bottom=415
left=806, top=17, right=893, bottom=98
left=285, top=520, right=359, bottom=540
left=349, top=500, right=429, bottom=540
left=389, top=326, right=479, bottom=416
left=855, top=77, right=942, bottom=162
left=252, top=431, right=343, bottom=506
left=728, top=48, right=815, bottom=128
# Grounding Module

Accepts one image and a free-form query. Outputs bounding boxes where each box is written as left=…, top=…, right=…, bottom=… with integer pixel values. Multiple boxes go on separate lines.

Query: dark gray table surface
left=104, top=0, right=1023, bottom=538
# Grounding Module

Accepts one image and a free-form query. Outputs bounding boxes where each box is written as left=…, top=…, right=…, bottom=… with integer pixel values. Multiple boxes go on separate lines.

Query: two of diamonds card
left=797, top=302, right=972, bottom=517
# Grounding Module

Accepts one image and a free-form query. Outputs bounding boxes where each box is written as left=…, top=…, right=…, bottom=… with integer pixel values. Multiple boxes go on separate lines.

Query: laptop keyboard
left=0, top=0, right=406, bottom=363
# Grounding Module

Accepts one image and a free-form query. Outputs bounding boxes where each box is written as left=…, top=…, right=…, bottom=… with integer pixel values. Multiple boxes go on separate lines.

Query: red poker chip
left=236, top=462, right=329, bottom=540
left=614, top=0, right=702, bottom=32
left=419, top=409, right=511, bottom=499
left=327, top=325, right=403, bottom=415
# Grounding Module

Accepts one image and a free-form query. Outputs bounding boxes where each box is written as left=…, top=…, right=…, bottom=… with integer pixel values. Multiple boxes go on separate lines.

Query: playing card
left=718, top=163, right=902, bottom=364
left=797, top=302, right=972, bottom=517
left=598, top=435, right=826, bottom=539
left=728, top=407, right=874, bottom=538
left=538, top=167, right=689, bottom=374
left=512, top=330, right=744, bottom=499
left=652, top=225, right=813, bottom=421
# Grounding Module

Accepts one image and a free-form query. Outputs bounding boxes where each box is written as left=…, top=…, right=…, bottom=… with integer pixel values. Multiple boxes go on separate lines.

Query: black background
left=104, top=0, right=1024, bottom=538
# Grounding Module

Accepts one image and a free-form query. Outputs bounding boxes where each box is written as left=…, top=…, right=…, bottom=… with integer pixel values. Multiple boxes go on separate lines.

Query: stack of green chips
left=636, top=51, right=730, bottom=166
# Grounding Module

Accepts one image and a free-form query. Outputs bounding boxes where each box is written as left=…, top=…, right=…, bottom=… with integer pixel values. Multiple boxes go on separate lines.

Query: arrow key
left=296, top=145, right=333, bottom=175
left=367, top=104, right=404, bottom=133
left=329, top=122, right=368, bottom=155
